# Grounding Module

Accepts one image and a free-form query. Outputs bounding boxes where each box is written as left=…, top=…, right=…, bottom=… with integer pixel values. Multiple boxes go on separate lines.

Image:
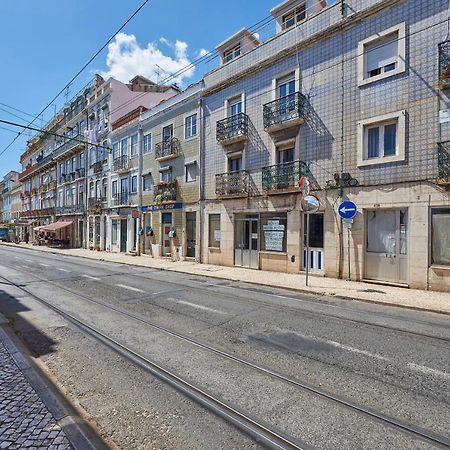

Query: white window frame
left=185, top=162, right=198, bottom=183
left=131, top=175, right=138, bottom=193
left=357, top=23, right=406, bottom=87
left=357, top=110, right=406, bottom=167
left=184, top=113, right=197, bottom=140
left=223, top=44, right=241, bottom=63
left=143, top=174, right=153, bottom=191
left=130, top=134, right=138, bottom=157
left=281, top=3, right=306, bottom=31
left=143, top=132, right=152, bottom=154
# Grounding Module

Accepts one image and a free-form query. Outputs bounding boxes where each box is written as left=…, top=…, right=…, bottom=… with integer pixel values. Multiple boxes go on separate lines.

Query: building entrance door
left=365, top=209, right=408, bottom=284
left=120, top=219, right=127, bottom=253
left=235, top=215, right=259, bottom=269
left=186, top=212, right=196, bottom=258
left=162, top=212, right=172, bottom=256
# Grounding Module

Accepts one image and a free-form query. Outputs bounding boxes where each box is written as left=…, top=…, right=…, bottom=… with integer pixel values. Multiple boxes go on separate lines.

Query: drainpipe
left=198, top=96, right=205, bottom=264
left=137, top=109, right=144, bottom=256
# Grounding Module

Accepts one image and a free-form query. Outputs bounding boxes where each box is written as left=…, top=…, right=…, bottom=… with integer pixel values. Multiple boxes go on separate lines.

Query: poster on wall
left=263, top=219, right=285, bottom=252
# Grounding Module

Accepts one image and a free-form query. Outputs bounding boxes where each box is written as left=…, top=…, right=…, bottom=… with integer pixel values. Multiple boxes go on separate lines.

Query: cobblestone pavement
left=0, top=341, right=72, bottom=450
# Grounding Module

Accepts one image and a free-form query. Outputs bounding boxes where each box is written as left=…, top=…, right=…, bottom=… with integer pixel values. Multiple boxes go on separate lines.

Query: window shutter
left=366, top=37, right=397, bottom=73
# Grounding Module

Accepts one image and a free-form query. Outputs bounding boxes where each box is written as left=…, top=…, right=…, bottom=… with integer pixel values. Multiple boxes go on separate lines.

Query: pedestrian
left=24, top=231, right=29, bottom=244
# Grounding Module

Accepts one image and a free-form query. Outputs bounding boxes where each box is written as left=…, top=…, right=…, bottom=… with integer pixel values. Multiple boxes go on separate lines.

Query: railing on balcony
left=262, top=160, right=310, bottom=192
left=113, top=155, right=130, bottom=172
left=154, top=180, right=177, bottom=204
left=53, top=139, right=84, bottom=160
left=37, top=153, right=54, bottom=168
left=155, top=137, right=181, bottom=160
left=263, top=92, right=308, bottom=130
left=437, top=142, right=450, bottom=185
left=112, top=191, right=129, bottom=206
left=92, top=161, right=103, bottom=174
left=88, top=197, right=106, bottom=210
left=55, top=204, right=84, bottom=215
left=48, top=180, right=57, bottom=190
left=76, top=168, right=85, bottom=178
left=215, top=170, right=251, bottom=197
left=216, top=113, right=249, bottom=144
left=439, top=41, right=450, bottom=88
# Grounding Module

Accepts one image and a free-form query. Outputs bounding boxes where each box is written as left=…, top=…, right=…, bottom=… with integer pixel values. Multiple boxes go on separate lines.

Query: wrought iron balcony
left=263, top=92, right=307, bottom=131
left=262, top=160, right=310, bottom=193
left=155, top=137, right=181, bottom=161
left=113, top=155, right=130, bottom=172
left=439, top=41, right=450, bottom=89
left=55, top=204, right=84, bottom=215
left=88, top=197, right=106, bottom=211
left=215, top=170, right=251, bottom=198
left=48, top=180, right=57, bottom=190
left=76, top=168, right=85, bottom=179
left=216, top=113, right=249, bottom=145
left=154, top=180, right=177, bottom=204
left=437, top=142, right=450, bottom=186
left=112, top=191, right=129, bottom=206
left=92, top=161, right=103, bottom=174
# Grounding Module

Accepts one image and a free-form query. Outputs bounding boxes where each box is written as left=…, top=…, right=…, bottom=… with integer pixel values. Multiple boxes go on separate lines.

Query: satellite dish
left=301, top=195, right=320, bottom=214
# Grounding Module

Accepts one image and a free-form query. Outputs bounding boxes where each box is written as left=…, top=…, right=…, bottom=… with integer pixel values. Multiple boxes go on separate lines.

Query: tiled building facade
left=4, top=0, right=449, bottom=292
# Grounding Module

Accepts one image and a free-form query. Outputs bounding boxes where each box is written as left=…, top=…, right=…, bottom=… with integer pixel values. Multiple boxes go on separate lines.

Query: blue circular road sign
left=338, top=200, right=357, bottom=219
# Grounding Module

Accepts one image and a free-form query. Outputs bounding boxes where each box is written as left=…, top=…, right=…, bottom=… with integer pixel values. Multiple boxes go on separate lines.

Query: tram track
left=1, top=267, right=449, bottom=449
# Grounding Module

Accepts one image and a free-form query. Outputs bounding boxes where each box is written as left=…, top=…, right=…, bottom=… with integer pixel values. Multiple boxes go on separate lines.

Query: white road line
left=39, top=263, right=49, bottom=267
left=57, top=268, right=69, bottom=273
left=177, top=300, right=229, bottom=315
left=116, top=283, right=145, bottom=293
left=82, top=275, right=101, bottom=281
left=407, top=363, right=450, bottom=380
left=25, top=259, right=33, bottom=263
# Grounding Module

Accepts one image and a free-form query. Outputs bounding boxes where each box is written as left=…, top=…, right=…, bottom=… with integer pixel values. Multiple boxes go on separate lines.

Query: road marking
left=407, top=363, right=450, bottom=380
left=116, top=283, right=145, bottom=293
left=82, top=275, right=100, bottom=281
left=177, top=300, right=229, bottom=315
left=25, top=259, right=33, bottom=263
left=57, top=268, right=69, bottom=273
left=39, top=263, right=49, bottom=267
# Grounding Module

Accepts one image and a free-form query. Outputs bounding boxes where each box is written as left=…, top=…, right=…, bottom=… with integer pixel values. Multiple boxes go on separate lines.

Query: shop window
left=209, top=214, right=221, bottom=248
left=261, top=213, right=287, bottom=252
left=431, top=208, right=450, bottom=265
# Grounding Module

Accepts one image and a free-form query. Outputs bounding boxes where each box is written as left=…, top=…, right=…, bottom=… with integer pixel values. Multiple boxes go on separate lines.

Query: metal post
left=305, top=213, right=310, bottom=287
left=347, top=227, right=351, bottom=281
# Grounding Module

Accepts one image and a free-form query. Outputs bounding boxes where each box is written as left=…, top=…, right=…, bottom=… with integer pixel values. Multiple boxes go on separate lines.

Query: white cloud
left=100, top=32, right=196, bottom=85
left=198, top=48, right=209, bottom=58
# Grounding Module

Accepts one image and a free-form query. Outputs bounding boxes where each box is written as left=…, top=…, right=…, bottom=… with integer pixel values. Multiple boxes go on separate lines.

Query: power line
left=0, top=0, right=151, bottom=159
left=0, top=103, right=42, bottom=120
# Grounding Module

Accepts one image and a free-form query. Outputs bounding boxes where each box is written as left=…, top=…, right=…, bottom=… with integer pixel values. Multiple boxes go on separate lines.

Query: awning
left=33, top=225, right=48, bottom=231
left=40, top=221, right=73, bottom=232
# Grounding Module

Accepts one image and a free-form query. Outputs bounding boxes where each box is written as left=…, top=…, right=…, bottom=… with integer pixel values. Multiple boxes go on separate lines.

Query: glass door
left=234, top=215, right=259, bottom=269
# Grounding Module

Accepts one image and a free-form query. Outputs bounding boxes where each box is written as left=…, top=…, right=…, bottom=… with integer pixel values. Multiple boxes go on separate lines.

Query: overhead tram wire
left=0, top=119, right=110, bottom=152
left=0, top=102, right=44, bottom=120
left=0, top=0, right=151, bottom=159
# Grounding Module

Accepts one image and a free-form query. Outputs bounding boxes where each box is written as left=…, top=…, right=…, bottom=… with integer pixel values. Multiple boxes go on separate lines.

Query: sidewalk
left=2, top=242, right=449, bottom=315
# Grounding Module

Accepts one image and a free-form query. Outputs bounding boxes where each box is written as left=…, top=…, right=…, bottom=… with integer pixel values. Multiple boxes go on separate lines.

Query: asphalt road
left=0, top=244, right=449, bottom=450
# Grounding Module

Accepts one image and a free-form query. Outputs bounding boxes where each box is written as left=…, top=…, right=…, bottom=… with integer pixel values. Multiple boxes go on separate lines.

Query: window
left=112, top=180, right=118, bottom=196
left=358, top=23, right=406, bottom=86
left=185, top=114, right=197, bottom=139
left=223, top=44, right=241, bottom=63
left=80, top=152, right=85, bottom=170
left=229, top=98, right=242, bottom=116
left=277, top=147, right=294, bottom=164
left=278, top=75, right=296, bottom=98
left=303, top=213, right=324, bottom=248
left=209, top=214, right=221, bottom=248
left=228, top=156, right=242, bottom=172
left=143, top=174, right=153, bottom=191
left=120, top=138, right=128, bottom=156
left=163, top=125, right=173, bottom=142
left=160, top=167, right=173, bottom=183
left=112, top=219, right=118, bottom=245
left=357, top=110, right=406, bottom=167
left=79, top=120, right=86, bottom=136
left=281, top=4, right=306, bottom=30
left=131, top=175, right=138, bottom=193
left=261, top=213, right=287, bottom=252
left=112, top=142, right=119, bottom=160
left=431, top=208, right=450, bottom=266
left=143, top=133, right=152, bottom=154
left=185, top=162, right=198, bottom=182
left=130, top=134, right=138, bottom=157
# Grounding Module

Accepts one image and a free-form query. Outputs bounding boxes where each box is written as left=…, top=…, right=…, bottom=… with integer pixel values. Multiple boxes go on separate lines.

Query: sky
left=0, top=0, right=279, bottom=176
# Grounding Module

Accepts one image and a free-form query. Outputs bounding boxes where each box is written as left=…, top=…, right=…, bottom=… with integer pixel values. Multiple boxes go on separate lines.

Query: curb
left=1, top=242, right=448, bottom=316
left=0, top=319, right=113, bottom=450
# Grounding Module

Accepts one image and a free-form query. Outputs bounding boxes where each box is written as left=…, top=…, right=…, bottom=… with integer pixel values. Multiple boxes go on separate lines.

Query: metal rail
left=2, top=262, right=450, bottom=448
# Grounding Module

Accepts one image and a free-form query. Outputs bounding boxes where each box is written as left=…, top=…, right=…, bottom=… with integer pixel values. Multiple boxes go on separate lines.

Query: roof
left=215, top=28, right=260, bottom=53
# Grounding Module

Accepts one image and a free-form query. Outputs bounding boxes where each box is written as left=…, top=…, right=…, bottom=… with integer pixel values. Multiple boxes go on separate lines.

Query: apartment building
left=200, top=0, right=450, bottom=291
left=140, top=82, right=202, bottom=260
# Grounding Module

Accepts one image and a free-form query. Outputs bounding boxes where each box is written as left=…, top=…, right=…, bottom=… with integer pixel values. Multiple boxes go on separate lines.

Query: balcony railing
left=88, top=197, right=106, bottom=210
left=76, top=168, right=85, bottom=178
left=437, top=142, right=450, bottom=185
left=263, top=92, right=308, bottom=131
left=154, top=180, right=177, bottom=204
left=112, top=191, right=129, bottom=206
left=215, top=170, right=251, bottom=197
left=113, top=155, right=130, bottom=172
left=439, top=41, right=450, bottom=88
left=92, top=161, right=103, bottom=174
left=55, top=204, right=84, bottom=215
left=155, top=137, right=181, bottom=161
left=216, top=113, right=249, bottom=144
left=262, top=160, right=310, bottom=192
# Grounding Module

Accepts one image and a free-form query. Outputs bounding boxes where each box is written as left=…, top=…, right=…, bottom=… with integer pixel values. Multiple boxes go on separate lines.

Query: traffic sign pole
left=306, top=213, right=310, bottom=286
left=338, top=201, right=358, bottom=282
